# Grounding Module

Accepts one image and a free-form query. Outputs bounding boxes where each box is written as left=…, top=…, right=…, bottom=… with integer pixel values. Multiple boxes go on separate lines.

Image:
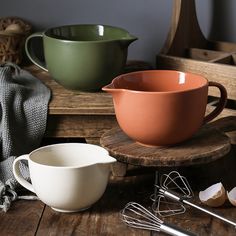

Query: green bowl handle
left=25, top=32, right=48, bottom=72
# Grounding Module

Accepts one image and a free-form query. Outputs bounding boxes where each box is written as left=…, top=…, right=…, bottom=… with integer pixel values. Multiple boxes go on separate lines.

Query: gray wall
left=209, top=0, right=236, bottom=42
left=1, top=0, right=235, bottom=66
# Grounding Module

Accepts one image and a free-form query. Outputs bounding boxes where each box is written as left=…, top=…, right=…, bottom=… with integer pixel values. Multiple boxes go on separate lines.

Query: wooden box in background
left=156, top=0, right=236, bottom=112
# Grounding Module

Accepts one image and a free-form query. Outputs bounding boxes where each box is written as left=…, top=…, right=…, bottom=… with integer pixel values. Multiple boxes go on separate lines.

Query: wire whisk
left=152, top=171, right=236, bottom=228
left=121, top=202, right=196, bottom=236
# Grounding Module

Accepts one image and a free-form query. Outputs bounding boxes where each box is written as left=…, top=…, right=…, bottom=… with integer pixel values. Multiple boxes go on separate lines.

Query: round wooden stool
left=100, top=120, right=231, bottom=177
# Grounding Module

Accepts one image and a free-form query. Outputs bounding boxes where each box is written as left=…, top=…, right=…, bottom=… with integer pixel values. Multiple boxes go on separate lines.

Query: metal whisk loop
left=151, top=171, right=193, bottom=217
left=160, top=171, right=194, bottom=199
left=121, top=202, right=196, bottom=236
left=121, top=202, right=163, bottom=232
left=151, top=194, right=186, bottom=217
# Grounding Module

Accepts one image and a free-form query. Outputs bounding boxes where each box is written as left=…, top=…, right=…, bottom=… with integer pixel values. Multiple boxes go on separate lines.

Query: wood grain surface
left=100, top=120, right=231, bottom=167
left=1, top=174, right=236, bottom=236
left=45, top=115, right=117, bottom=138
left=0, top=200, right=45, bottom=236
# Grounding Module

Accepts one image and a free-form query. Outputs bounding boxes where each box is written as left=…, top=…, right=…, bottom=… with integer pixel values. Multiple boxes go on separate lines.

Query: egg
left=199, top=182, right=226, bottom=207
left=227, top=187, right=236, bottom=206
left=5, top=23, right=23, bottom=34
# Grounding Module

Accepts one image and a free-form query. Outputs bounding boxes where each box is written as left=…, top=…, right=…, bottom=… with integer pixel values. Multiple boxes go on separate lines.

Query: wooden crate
left=156, top=0, right=236, bottom=108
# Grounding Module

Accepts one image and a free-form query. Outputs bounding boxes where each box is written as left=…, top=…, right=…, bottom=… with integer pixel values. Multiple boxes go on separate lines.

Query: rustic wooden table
left=1, top=65, right=235, bottom=235
left=1, top=173, right=236, bottom=236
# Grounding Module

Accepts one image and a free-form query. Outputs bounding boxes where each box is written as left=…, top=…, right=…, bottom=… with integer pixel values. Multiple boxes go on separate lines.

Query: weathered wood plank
left=206, top=106, right=236, bottom=119
left=210, top=40, right=236, bottom=53
left=188, top=48, right=230, bottom=62
left=34, top=173, right=236, bottom=236
left=45, top=115, right=118, bottom=138
left=0, top=200, right=44, bottom=236
left=2, top=176, right=236, bottom=236
left=36, top=175, right=153, bottom=236
left=85, top=137, right=101, bottom=145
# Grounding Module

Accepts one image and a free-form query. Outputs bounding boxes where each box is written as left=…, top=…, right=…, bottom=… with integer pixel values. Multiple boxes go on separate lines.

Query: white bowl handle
left=13, top=155, right=35, bottom=193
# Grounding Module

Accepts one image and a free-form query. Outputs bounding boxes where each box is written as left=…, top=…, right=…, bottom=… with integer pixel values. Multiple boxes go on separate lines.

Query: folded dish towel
left=0, top=63, right=51, bottom=211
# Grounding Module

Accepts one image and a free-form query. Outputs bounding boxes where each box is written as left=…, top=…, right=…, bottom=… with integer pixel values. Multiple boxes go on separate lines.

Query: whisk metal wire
left=150, top=171, right=191, bottom=217
left=121, top=202, right=163, bottom=232
left=160, top=171, right=193, bottom=199
left=121, top=202, right=196, bottom=236
left=151, top=193, right=186, bottom=217
left=152, top=171, right=236, bottom=228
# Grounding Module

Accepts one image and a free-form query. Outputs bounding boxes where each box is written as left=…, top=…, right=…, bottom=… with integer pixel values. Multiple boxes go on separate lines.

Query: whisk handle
left=160, top=223, right=197, bottom=236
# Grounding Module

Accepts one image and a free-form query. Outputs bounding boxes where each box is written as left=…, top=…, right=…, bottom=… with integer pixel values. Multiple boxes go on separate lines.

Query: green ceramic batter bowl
left=25, top=24, right=137, bottom=91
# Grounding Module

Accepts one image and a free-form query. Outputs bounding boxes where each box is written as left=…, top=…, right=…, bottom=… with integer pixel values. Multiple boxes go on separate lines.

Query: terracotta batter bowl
left=102, top=70, right=227, bottom=146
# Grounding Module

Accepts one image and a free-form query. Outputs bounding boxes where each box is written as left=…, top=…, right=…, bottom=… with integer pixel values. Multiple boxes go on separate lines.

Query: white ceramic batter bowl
left=13, top=143, right=116, bottom=212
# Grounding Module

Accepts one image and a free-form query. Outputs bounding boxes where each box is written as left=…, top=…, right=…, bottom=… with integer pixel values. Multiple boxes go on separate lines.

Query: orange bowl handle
left=203, top=81, right=227, bottom=124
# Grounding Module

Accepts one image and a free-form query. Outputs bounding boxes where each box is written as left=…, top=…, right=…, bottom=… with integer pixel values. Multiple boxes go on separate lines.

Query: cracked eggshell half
left=199, top=182, right=226, bottom=207
left=227, top=187, right=236, bottom=206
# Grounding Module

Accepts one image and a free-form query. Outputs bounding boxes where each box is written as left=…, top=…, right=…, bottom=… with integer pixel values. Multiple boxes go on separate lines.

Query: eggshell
left=227, top=187, right=236, bottom=206
left=199, top=182, right=226, bottom=207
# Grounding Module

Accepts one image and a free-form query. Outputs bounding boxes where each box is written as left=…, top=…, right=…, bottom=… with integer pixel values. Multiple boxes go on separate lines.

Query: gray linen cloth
left=0, top=63, right=51, bottom=211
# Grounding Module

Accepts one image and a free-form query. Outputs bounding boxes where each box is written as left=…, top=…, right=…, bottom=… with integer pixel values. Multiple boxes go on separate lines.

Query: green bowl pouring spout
left=25, top=24, right=137, bottom=91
